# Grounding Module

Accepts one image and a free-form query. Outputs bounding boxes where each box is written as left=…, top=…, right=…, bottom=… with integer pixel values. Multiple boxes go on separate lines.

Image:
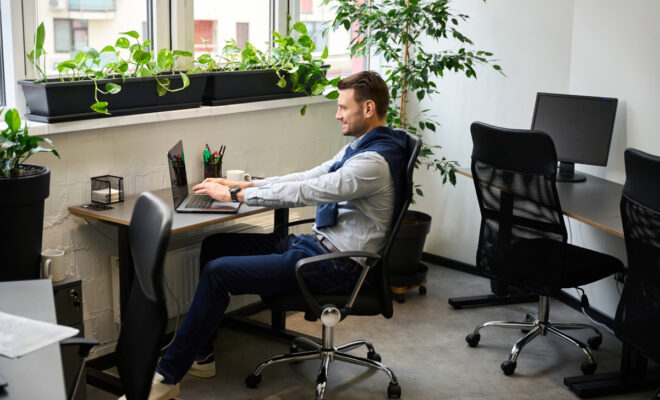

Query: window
left=236, top=22, right=249, bottom=49
left=53, top=19, right=88, bottom=53
left=192, top=1, right=271, bottom=60
left=40, top=0, right=149, bottom=76
left=297, top=0, right=365, bottom=77
left=68, top=0, right=116, bottom=12
left=0, top=14, right=4, bottom=106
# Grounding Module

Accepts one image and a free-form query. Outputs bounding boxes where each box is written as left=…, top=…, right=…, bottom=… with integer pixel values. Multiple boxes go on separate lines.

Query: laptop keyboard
left=186, top=194, right=215, bottom=209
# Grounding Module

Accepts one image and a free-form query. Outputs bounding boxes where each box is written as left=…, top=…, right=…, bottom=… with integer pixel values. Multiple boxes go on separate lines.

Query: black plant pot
left=387, top=210, right=432, bottom=279
left=19, top=72, right=209, bottom=123
left=203, top=69, right=306, bottom=106
left=0, top=165, right=50, bottom=281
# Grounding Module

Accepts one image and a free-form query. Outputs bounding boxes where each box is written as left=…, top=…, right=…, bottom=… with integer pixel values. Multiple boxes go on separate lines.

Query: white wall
left=30, top=100, right=344, bottom=352
left=412, top=0, right=660, bottom=317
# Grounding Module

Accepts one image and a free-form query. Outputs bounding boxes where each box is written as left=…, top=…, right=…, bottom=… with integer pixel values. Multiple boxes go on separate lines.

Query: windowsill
left=27, top=95, right=334, bottom=137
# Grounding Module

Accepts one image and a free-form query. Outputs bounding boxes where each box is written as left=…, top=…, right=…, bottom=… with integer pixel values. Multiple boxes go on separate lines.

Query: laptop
left=167, top=140, right=240, bottom=213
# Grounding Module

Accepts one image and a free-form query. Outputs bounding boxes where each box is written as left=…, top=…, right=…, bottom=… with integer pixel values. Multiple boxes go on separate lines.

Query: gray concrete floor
left=87, top=263, right=658, bottom=399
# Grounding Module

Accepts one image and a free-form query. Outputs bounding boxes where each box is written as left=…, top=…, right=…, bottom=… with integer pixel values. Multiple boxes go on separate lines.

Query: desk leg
left=273, top=208, right=289, bottom=238
left=563, top=344, right=660, bottom=398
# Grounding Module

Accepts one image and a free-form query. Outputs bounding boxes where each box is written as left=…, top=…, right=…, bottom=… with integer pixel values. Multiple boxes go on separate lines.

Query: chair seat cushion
left=560, top=242, right=624, bottom=288
left=505, top=239, right=624, bottom=291
left=262, top=285, right=383, bottom=317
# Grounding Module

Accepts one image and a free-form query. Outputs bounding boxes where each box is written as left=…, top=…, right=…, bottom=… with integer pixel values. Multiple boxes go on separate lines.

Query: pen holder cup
left=204, top=162, right=222, bottom=179
left=91, top=175, right=124, bottom=204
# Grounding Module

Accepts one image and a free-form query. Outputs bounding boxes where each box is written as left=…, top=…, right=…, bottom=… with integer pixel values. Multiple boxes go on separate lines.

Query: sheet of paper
left=0, top=311, right=79, bottom=359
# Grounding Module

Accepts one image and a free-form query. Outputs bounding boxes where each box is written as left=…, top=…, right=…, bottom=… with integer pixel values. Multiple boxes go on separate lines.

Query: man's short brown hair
left=338, top=71, right=390, bottom=119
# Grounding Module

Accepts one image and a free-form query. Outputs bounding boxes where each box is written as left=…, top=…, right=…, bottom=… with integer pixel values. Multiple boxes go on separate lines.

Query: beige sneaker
left=187, top=353, right=216, bottom=378
left=117, top=372, right=180, bottom=400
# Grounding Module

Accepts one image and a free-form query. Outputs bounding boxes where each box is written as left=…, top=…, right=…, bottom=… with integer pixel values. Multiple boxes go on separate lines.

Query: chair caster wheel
left=465, top=333, right=481, bottom=347
left=245, top=373, right=261, bottom=388
left=367, top=351, right=381, bottom=362
left=387, top=382, right=401, bottom=398
left=587, top=335, right=602, bottom=350
left=581, top=361, right=597, bottom=375
left=501, top=360, right=516, bottom=376
left=419, top=286, right=427, bottom=295
left=395, top=294, right=405, bottom=303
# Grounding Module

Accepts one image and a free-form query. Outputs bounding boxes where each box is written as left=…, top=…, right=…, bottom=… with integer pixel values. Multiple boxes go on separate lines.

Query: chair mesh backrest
left=116, top=192, right=172, bottom=400
left=616, top=148, right=660, bottom=362
left=376, top=130, right=422, bottom=318
left=471, top=122, right=567, bottom=296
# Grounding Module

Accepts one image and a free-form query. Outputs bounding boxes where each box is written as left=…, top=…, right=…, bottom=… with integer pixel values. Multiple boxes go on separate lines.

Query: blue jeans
left=156, top=232, right=359, bottom=383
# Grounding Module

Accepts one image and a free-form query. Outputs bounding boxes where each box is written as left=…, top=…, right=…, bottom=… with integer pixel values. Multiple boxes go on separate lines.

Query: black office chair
left=115, top=192, right=173, bottom=399
left=464, top=122, right=623, bottom=376
left=617, top=148, right=660, bottom=397
left=60, top=337, right=99, bottom=400
left=244, top=131, right=421, bottom=399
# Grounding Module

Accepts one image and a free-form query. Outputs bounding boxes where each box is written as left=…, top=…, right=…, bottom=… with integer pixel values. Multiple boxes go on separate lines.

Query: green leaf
left=173, top=50, right=192, bottom=57
left=157, top=85, right=167, bottom=97
left=4, top=109, right=21, bottom=132
left=121, top=30, right=140, bottom=39
left=115, top=37, right=130, bottom=49
left=300, top=104, right=307, bottom=116
left=325, top=90, right=339, bottom=100
left=100, top=45, right=116, bottom=53
left=35, top=22, right=46, bottom=51
left=276, top=77, right=287, bottom=88
left=57, top=61, right=77, bottom=72
left=321, top=46, right=329, bottom=59
left=83, top=47, right=100, bottom=59
left=105, top=83, right=121, bottom=94
left=416, top=90, right=425, bottom=100
left=90, top=102, right=109, bottom=114
left=293, top=22, right=308, bottom=35
left=311, top=82, right=325, bottom=96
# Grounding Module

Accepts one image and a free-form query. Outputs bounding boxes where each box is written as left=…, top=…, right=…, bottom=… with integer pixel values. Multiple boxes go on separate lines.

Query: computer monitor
left=531, top=92, right=618, bottom=182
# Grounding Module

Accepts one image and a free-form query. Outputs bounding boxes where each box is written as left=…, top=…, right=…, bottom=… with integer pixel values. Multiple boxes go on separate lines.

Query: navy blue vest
left=316, top=126, right=407, bottom=229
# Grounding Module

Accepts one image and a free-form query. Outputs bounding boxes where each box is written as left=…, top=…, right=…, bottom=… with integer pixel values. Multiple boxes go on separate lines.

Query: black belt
left=315, top=234, right=341, bottom=253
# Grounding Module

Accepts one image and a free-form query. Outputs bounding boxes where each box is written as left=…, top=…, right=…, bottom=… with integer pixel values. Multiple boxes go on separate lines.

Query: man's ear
left=363, top=99, right=376, bottom=118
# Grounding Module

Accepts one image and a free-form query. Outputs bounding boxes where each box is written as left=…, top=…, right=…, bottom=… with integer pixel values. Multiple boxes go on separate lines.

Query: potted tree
left=200, top=18, right=339, bottom=115
left=0, top=108, right=59, bottom=281
left=20, top=23, right=208, bottom=122
left=324, top=0, right=503, bottom=300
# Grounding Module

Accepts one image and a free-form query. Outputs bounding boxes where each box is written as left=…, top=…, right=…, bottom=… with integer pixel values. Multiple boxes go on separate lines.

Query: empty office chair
left=60, top=337, right=99, bottom=400
left=464, top=122, right=623, bottom=375
left=115, top=192, right=173, bottom=399
left=245, top=131, right=421, bottom=399
left=617, top=148, right=660, bottom=395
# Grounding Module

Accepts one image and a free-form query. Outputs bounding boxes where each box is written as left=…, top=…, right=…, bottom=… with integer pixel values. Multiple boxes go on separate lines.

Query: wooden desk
left=0, top=280, right=67, bottom=400
left=69, top=187, right=290, bottom=394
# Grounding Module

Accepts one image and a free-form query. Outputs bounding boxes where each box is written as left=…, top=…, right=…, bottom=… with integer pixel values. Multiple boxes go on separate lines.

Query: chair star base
left=246, top=322, right=401, bottom=399
left=466, top=295, right=602, bottom=376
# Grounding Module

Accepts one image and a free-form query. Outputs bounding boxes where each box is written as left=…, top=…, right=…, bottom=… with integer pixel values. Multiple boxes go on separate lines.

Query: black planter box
left=203, top=69, right=308, bottom=106
left=19, top=72, right=209, bottom=123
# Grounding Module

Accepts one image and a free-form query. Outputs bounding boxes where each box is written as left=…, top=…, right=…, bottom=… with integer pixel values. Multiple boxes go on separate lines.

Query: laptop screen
left=167, top=140, right=189, bottom=208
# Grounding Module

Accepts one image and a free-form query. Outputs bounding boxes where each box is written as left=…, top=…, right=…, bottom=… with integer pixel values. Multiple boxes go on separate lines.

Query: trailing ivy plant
left=0, top=108, right=59, bottom=178
left=195, top=16, right=339, bottom=115
left=323, top=0, right=503, bottom=193
left=28, top=23, right=193, bottom=115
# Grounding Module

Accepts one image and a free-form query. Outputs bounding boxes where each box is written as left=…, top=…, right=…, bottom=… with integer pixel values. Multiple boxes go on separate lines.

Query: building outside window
left=194, top=20, right=216, bottom=53
left=53, top=19, right=88, bottom=54
left=236, top=22, right=249, bottom=49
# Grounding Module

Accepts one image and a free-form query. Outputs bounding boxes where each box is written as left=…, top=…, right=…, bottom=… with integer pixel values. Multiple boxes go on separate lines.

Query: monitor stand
left=557, top=161, right=586, bottom=182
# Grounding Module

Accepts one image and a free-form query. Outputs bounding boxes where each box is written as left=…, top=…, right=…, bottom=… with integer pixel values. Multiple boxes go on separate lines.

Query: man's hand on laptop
left=193, top=181, right=244, bottom=203
left=201, top=178, right=254, bottom=189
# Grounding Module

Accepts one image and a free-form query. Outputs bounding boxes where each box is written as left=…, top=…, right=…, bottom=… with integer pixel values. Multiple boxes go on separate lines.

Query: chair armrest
left=286, top=218, right=316, bottom=228
left=60, top=337, right=99, bottom=358
left=295, top=251, right=381, bottom=319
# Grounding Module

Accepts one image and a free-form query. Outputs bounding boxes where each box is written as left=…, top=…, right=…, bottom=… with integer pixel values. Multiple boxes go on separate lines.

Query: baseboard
left=421, top=252, right=483, bottom=277
left=422, top=252, right=615, bottom=329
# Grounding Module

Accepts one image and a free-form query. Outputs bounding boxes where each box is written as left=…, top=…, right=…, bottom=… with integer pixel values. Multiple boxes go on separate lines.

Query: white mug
left=226, top=169, right=252, bottom=182
left=41, top=249, right=66, bottom=282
